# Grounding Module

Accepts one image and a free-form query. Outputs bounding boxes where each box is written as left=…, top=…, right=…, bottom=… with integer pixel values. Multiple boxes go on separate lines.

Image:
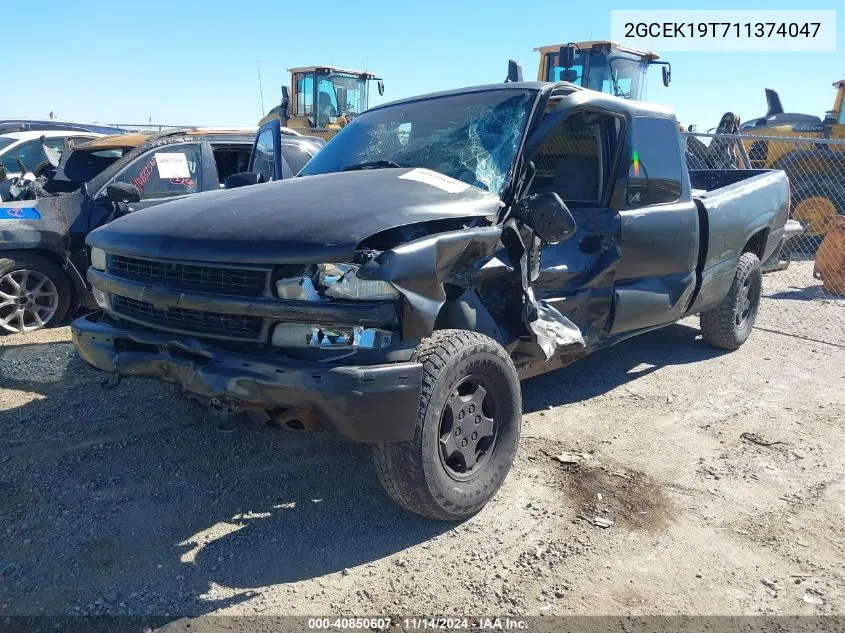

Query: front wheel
left=0, top=253, right=71, bottom=334
left=372, top=330, right=522, bottom=521
left=700, top=252, right=762, bottom=351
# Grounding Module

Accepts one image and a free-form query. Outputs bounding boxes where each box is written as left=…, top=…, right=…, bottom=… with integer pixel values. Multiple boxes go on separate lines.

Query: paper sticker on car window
left=154, top=153, right=190, bottom=179
left=398, top=168, right=470, bottom=194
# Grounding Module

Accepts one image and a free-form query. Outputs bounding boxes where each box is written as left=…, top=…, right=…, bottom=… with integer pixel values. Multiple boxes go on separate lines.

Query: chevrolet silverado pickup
left=71, top=81, right=790, bottom=521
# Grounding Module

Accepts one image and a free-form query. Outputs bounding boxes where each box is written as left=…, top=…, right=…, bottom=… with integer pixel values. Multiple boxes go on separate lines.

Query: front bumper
left=71, top=312, right=423, bottom=442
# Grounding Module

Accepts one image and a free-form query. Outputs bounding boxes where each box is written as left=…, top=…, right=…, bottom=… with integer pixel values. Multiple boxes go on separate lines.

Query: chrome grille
left=113, top=295, right=263, bottom=339
left=110, top=255, right=267, bottom=297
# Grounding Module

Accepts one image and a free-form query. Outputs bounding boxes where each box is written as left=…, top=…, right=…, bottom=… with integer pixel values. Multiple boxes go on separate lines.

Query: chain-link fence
left=684, top=132, right=845, bottom=346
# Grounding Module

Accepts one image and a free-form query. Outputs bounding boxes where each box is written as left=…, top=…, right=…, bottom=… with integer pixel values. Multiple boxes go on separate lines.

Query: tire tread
left=700, top=252, right=761, bottom=351
left=372, top=330, right=520, bottom=521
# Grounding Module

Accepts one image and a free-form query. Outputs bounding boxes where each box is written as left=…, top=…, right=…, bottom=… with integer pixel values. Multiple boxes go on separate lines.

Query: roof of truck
left=368, top=81, right=676, bottom=119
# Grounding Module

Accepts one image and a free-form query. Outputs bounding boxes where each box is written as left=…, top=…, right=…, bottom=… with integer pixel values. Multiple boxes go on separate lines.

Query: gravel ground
left=1, top=305, right=843, bottom=622
left=758, top=260, right=845, bottom=347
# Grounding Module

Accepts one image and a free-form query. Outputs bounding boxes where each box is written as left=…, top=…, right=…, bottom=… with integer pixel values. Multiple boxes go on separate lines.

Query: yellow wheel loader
left=535, top=41, right=672, bottom=101
left=259, top=66, right=384, bottom=141
left=739, top=80, right=845, bottom=241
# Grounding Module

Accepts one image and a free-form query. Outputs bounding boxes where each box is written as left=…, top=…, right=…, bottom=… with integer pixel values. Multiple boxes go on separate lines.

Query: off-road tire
left=0, top=253, right=71, bottom=333
left=372, top=330, right=522, bottom=521
left=700, top=252, right=762, bottom=351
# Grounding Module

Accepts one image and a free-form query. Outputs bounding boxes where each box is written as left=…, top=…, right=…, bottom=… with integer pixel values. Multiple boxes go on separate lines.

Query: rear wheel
left=372, top=330, right=522, bottom=521
left=700, top=252, right=762, bottom=351
left=0, top=254, right=71, bottom=333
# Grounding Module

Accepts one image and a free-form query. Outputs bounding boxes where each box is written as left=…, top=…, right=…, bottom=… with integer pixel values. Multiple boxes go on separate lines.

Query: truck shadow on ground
left=763, top=286, right=845, bottom=302
left=1, top=322, right=721, bottom=617
left=521, top=322, right=725, bottom=412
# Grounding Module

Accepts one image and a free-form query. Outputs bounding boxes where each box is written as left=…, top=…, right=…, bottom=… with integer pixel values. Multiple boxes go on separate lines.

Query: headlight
left=320, top=264, right=400, bottom=301
left=90, top=247, right=106, bottom=271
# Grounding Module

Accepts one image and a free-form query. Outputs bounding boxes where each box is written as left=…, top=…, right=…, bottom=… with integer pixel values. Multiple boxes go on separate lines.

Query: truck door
left=527, top=110, right=624, bottom=346
left=249, top=120, right=294, bottom=181
left=608, top=116, right=699, bottom=334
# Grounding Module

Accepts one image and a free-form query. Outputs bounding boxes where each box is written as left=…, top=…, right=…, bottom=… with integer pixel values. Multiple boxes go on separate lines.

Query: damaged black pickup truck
left=72, top=81, right=790, bottom=520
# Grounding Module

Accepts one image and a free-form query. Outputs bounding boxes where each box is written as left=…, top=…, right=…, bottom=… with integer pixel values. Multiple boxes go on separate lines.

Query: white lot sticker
left=398, top=168, right=470, bottom=194
left=154, top=152, right=191, bottom=179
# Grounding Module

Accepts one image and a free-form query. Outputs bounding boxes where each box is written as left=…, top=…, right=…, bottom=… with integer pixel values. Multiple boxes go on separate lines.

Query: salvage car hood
left=87, top=168, right=503, bottom=264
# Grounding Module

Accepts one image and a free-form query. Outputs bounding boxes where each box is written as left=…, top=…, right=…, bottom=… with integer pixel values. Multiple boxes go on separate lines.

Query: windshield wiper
left=343, top=160, right=405, bottom=171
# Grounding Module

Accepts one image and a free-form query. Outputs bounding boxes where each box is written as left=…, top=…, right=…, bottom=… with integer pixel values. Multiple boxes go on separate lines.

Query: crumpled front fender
left=357, top=226, right=503, bottom=340
left=357, top=222, right=585, bottom=359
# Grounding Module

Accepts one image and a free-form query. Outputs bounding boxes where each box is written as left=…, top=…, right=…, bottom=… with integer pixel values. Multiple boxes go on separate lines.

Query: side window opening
left=43, top=137, right=66, bottom=152
left=530, top=111, right=621, bottom=206
left=280, top=143, right=314, bottom=175
left=296, top=74, right=315, bottom=119
left=67, top=136, right=97, bottom=149
left=213, top=146, right=252, bottom=185
left=1, top=140, right=47, bottom=172
left=109, top=143, right=202, bottom=200
left=626, top=117, right=683, bottom=207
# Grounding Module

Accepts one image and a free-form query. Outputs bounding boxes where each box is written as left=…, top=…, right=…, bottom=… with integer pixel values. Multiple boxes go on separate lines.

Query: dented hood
left=86, top=168, right=502, bottom=264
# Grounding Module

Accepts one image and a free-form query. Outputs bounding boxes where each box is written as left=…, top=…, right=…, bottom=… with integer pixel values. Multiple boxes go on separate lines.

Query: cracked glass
left=300, top=89, right=536, bottom=195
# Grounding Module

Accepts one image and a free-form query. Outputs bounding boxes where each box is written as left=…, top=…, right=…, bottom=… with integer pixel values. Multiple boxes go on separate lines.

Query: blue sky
left=5, top=0, right=843, bottom=130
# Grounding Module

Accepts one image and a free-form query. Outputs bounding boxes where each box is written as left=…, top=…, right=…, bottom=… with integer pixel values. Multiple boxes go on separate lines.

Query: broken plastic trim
left=357, top=226, right=503, bottom=339
left=501, top=218, right=585, bottom=359
left=356, top=221, right=584, bottom=358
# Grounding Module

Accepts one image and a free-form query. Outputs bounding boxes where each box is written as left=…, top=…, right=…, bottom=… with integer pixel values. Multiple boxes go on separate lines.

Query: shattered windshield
left=300, top=89, right=536, bottom=195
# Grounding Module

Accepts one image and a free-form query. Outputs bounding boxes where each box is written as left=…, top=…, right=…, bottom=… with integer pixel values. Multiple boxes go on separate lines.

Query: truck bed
left=686, top=168, right=791, bottom=314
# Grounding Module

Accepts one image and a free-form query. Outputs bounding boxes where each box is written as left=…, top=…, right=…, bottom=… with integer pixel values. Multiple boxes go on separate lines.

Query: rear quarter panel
left=688, top=169, right=789, bottom=314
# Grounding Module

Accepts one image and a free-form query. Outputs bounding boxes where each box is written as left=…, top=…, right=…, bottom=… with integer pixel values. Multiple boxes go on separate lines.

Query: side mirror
left=224, top=171, right=265, bottom=189
left=280, top=86, right=291, bottom=121
left=662, top=64, right=671, bottom=87
left=377, top=79, right=385, bottom=96
left=505, top=59, right=523, bottom=83
left=559, top=45, right=576, bottom=69
left=106, top=182, right=140, bottom=204
left=513, top=192, right=577, bottom=244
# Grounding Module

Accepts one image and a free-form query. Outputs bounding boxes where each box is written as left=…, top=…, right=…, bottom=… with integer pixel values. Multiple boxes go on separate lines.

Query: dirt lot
left=1, top=304, right=844, bottom=621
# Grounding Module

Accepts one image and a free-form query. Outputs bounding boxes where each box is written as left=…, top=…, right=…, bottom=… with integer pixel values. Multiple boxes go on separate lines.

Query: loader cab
left=283, top=66, right=384, bottom=132
left=536, top=41, right=670, bottom=101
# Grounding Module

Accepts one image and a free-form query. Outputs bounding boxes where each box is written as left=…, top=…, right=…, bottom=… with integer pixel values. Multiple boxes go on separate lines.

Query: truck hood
left=87, top=168, right=503, bottom=264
